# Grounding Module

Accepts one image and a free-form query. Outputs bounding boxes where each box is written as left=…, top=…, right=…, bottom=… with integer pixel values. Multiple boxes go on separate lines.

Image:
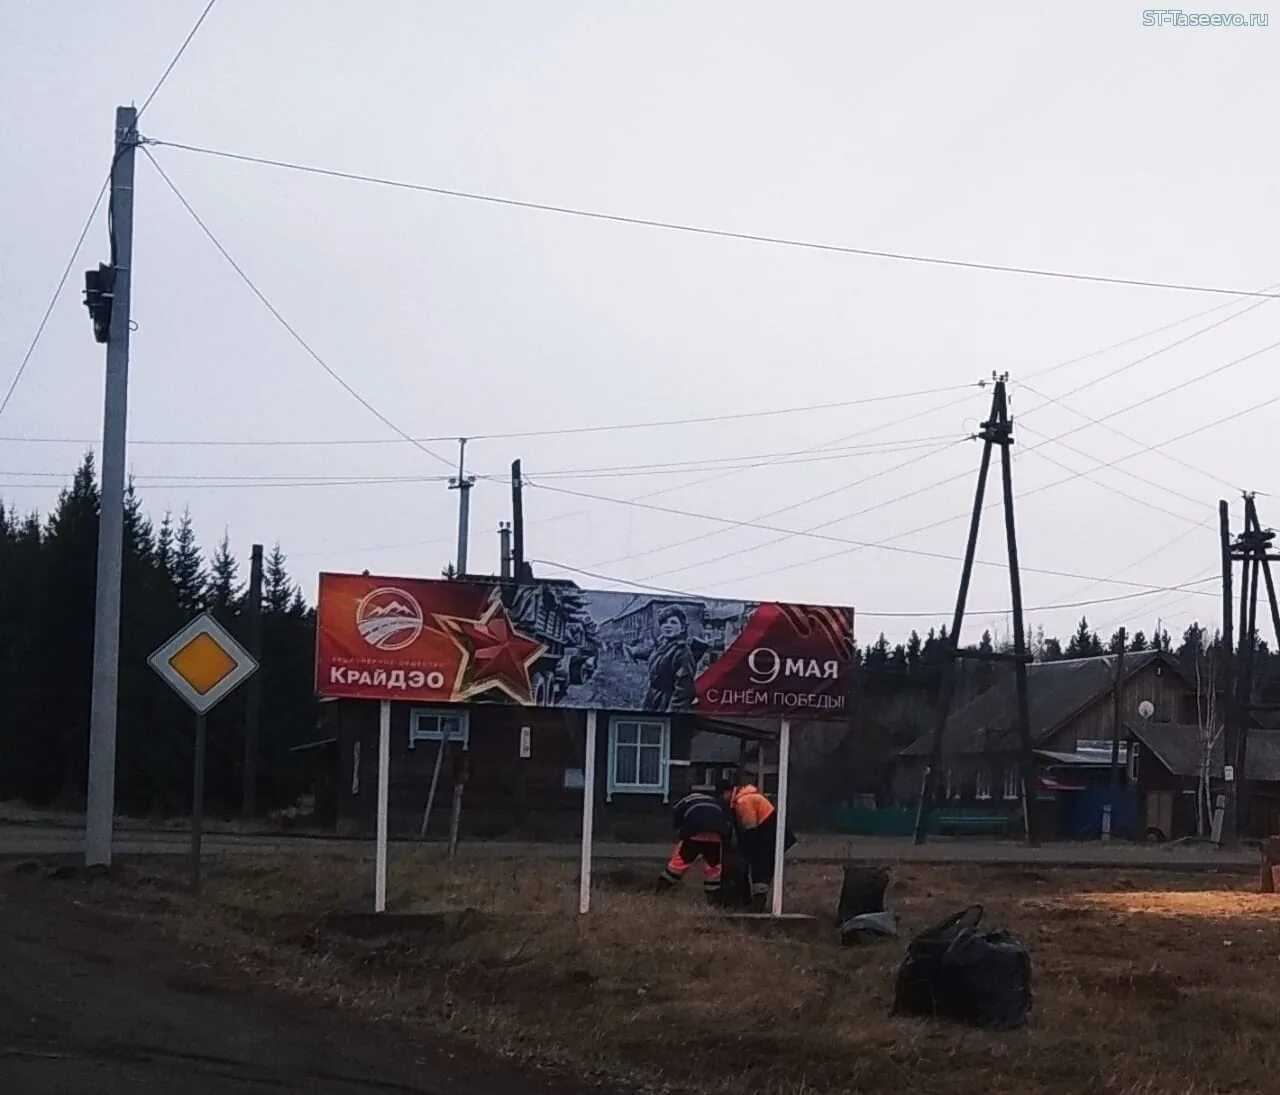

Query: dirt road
left=0, top=869, right=606, bottom=1094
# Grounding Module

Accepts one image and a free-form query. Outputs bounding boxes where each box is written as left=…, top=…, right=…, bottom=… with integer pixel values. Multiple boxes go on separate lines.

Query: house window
left=409, top=708, right=469, bottom=749
left=1178, top=693, right=1199, bottom=724
left=975, top=766, right=993, bottom=801
left=1128, top=742, right=1140, bottom=782
left=944, top=767, right=957, bottom=800
left=1003, top=765, right=1021, bottom=800
left=608, top=717, right=670, bottom=800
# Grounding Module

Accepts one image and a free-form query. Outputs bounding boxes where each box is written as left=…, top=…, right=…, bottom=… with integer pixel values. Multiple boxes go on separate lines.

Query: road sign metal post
left=191, top=713, right=207, bottom=892
left=148, top=613, right=259, bottom=893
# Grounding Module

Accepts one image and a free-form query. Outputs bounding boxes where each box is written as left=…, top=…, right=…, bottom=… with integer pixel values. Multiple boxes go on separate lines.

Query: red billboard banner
left=316, top=572, right=854, bottom=720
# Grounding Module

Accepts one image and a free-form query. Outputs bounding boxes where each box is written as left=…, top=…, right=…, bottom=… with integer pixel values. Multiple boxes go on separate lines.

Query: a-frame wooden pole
left=913, top=382, right=998, bottom=846
left=994, top=382, right=1038, bottom=847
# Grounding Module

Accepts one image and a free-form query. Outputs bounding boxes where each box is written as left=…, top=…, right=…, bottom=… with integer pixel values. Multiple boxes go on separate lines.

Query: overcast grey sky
left=2, top=1, right=1277, bottom=647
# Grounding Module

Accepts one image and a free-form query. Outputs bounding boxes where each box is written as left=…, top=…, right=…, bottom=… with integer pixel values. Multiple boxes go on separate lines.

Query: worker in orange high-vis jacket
left=720, top=779, right=796, bottom=912
left=658, top=790, right=733, bottom=903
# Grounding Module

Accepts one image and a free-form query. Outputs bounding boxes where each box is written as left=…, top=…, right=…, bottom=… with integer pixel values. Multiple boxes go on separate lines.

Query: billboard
left=316, top=572, right=854, bottom=720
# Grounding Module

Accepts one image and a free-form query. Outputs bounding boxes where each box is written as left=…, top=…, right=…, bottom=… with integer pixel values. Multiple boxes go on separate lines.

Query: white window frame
left=944, top=767, right=957, bottom=800
left=607, top=716, right=670, bottom=801
left=975, top=765, right=993, bottom=801
left=408, top=707, right=470, bottom=750
left=1003, top=765, right=1021, bottom=800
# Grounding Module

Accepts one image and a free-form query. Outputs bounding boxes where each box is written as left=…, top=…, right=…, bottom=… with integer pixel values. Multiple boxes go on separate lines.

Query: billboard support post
left=579, top=709, right=598, bottom=915
left=375, top=699, right=390, bottom=913
left=771, top=718, right=791, bottom=917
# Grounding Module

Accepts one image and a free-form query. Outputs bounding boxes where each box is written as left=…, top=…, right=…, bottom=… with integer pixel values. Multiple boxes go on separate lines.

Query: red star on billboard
left=436, top=599, right=546, bottom=704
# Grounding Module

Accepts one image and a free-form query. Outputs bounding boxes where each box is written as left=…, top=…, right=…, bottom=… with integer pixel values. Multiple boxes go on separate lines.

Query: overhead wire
left=142, top=148, right=455, bottom=471
left=1, top=2, right=219, bottom=423
left=135, top=0, right=220, bottom=121
left=527, top=481, right=1217, bottom=596
left=1020, top=279, right=1280, bottom=384
left=636, top=334, right=1280, bottom=584
left=0, top=179, right=110, bottom=421
left=531, top=558, right=1219, bottom=619
left=584, top=375, right=1280, bottom=594
left=1015, top=291, right=1277, bottom=423
left=1015, top=379, right=1244, bottom=496
left=147, top=137, right=1280, bottom=301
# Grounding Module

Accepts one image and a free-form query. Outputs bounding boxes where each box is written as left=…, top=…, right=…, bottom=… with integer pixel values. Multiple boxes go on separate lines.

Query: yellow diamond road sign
left=148, top=613, right=258, bottom=714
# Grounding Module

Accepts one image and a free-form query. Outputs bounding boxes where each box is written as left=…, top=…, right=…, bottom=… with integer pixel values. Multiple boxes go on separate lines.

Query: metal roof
left=1131, top=723, right=1280, bottom=781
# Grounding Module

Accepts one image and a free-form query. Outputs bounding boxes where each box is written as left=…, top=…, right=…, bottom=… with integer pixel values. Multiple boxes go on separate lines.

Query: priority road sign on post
left=148, top=613, right=258, bottom=892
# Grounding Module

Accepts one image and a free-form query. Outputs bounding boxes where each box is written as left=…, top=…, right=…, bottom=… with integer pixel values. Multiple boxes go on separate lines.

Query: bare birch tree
left=1194, top=649, right=1222, bottom=836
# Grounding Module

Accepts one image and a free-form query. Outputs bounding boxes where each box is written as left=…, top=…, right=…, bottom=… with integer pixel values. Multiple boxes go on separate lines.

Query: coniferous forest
left=0, top=454, right=317, bottom=815
left=2, top=456, right=1272, bottom=820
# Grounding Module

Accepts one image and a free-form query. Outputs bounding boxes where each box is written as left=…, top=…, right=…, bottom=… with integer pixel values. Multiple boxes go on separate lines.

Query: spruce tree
left=172, top=509, right=207, bottom=616
left=264, top=543, right=295, bottom=615
left=155, top=510, right=175, bottom=582
left=208, top=531, right=243, bottom=612
left=1066, top=617, right=1103, bottom=658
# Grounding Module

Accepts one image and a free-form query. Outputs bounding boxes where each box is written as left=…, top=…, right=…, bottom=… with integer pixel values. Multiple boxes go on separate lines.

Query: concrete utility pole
left=242, top=544, right=264, bottom=817
left=449, top=438, right=476, bottom=575
left=85, top=107, right=138, bottom=868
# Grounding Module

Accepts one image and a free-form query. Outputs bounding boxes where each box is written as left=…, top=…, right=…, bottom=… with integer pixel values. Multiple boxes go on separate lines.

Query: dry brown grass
left=102, top=851, right=1280, bottom=1095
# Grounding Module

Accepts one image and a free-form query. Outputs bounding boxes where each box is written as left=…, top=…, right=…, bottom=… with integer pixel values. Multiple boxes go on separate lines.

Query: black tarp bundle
left=892, top=905, right=1032, bottom=1030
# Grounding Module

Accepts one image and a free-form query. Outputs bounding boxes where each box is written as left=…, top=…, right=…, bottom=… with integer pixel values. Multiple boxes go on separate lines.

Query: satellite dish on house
left=1138, top=700, right=1155, bottom=720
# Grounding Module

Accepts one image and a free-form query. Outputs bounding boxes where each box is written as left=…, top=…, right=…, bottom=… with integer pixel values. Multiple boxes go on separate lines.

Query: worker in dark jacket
left=720, top=779, right=796, bottom=912
left=626, top=606, right=697, bottom=712
left=657, top=790, right=733, bottom=902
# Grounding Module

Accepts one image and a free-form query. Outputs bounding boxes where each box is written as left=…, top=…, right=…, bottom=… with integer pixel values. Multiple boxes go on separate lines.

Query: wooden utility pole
left=511, top=460, right=525, bottom=582
left=1110, top=628, right=1126, bottom=789
left=1233, top=494, right=1280, bottom=840
left=914, top=375, right=1037, bottom=846
left=242, top=543, right=264, bottom=817
left=1220, top=500, right=1238, bottom=843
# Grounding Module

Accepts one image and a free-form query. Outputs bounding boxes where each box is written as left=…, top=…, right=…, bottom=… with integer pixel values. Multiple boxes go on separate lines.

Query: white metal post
left=85, top=106, right=138, bottom=868
left=579, top=709, right=598, bottom=914
left=375, top=699, right=391, bottom=912
left=771, top=718, right=791, bottom=917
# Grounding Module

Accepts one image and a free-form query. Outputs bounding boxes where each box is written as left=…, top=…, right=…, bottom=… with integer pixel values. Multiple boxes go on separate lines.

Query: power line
left=0, top=180, right=109, bottom=422
left=1015, top=425, right=1210, bottom=521
left=0, top=436, right=966, bottom=490
left=0, top=395, right=974, bottom=443
left=637, top=441, right=974, bottom=582
left=1, top=2, right=221, bottom=424
left=531, top=558, right=1219, bottom=618
left=147, top=138, right=1280, bottom=301
left=1091, top=566, right=1223, bottom=636
left=693, top=386, right=1280, bottom=591
left=1041, top=519, right=1214, bottom=611
left=1016, top=379, right=1243, bottom=496
left=527, top=480, right=1217, bottom=595
left=591, top=436, right=971, bottom=571
left=589, top=320, right=1280, bottom=574
left=142, top=149, right=455, bottom=471
left=1017, top=292, right=1277, bottom=422
left=136, top=0, right=220, bottom=121
left=1021, top=279, right=1280, bottom=384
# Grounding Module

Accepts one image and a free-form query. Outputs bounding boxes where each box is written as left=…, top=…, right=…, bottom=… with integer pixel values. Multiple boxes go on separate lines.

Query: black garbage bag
left=837, top=865, right=890, bottom=922
left=714, top=845, right=753, bottom=910
left=892, top=905, right=1032, bottom=1030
